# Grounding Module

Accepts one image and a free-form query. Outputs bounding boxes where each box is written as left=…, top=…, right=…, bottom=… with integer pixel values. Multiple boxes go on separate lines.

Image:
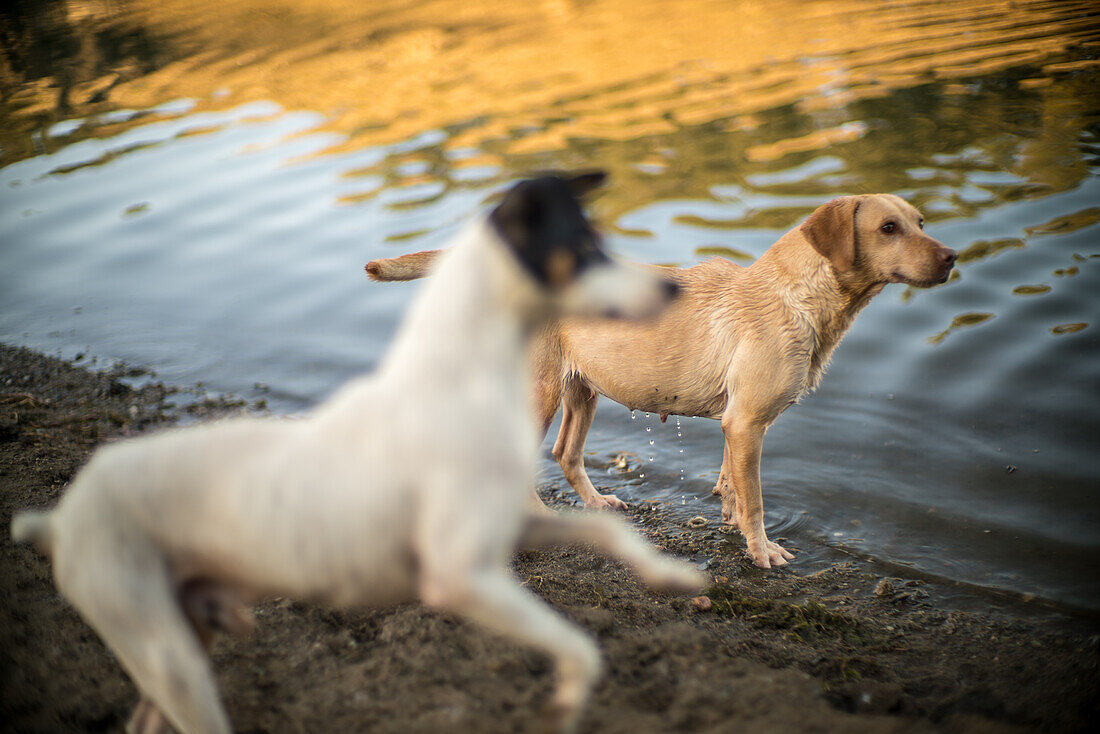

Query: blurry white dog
left=12, top=172, right=699, bottom=734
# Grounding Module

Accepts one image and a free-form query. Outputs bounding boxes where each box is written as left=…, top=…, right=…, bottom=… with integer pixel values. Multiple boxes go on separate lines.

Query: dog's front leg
left=719, top=410, right=794, bottom=569
left=421, top=569, right=601, bottom=733
left=518, top=511, right=703, bottom=593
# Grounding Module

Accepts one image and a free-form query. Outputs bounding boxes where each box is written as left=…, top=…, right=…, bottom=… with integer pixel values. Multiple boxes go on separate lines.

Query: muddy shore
left=1, top=343, right=1096, bottom=733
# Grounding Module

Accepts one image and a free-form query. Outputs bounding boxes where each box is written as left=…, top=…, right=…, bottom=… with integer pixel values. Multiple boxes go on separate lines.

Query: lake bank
left=1, top=343, right=1095, bottom=733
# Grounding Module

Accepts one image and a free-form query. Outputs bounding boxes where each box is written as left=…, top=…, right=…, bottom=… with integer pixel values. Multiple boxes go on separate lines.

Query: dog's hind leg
left=180, top=579, right=255, bottom=646
left=532, top=336, right=566, bottom=442
left=57, top=531, right=232, bottom=734
left=126, top=698, right=169, bottom=734
left=524, top=335, right=568, bottom=514
left=422, top=568, right=600, bottom=734
left=122, top=581, right=252, bottom=734
left=711, top=444, right=739, bottom=525
left=712, top=442, right=730, bottom=496
left=519, top=512, right=702, bottom=593
left=552, top=377, right=625, bottom=510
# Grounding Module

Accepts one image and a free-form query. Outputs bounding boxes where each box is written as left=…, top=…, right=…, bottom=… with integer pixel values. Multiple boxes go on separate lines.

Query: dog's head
left=489, top=172, right=678, bottom=318
left=800, top=194, right=957, bottom=288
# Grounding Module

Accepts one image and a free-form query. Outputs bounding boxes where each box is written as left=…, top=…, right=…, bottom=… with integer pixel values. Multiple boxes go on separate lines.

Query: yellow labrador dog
left=367, top=194, right=957, bottom=568
left=12, top=173, right=698, bottom=734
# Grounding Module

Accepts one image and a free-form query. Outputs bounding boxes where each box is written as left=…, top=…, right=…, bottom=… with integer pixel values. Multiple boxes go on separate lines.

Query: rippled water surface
left=2, top=0, right=1098, bottom=613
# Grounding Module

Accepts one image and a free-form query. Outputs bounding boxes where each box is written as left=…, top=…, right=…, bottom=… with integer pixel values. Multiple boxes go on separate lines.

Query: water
left=1, top=0, right=1098, bottom=613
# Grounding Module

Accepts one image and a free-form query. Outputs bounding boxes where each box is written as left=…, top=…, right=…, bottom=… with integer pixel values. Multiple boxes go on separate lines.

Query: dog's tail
left=11, top=509, right=54, bottom=557
left=364, top=249, right=444, bottom=282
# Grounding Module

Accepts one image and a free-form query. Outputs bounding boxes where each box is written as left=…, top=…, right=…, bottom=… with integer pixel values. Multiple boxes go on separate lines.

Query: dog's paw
left=746, top=539, right=795, bottom=569
left=720, top=504, right=739, bottom=528
left=126, top=699, right=172, bottom=734
left=643, top=559, right=706, bottom=594
left=586, top=493, right=627, bottom=511
left=542, top=645, right=601, bottom=734
left=540, top=701, right=582, bottom=734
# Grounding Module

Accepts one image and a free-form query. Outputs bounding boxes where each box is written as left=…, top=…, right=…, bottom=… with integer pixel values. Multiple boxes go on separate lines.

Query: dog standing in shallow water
left=11, top=173, right=698, bottom=734
left=367, top=194, right=957, bottom=568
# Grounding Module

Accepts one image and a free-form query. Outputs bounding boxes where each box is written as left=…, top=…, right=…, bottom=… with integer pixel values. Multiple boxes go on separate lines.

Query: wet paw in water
left=747, top=540, right=795, bottom=569
left=586, top=493, right=627, bottom=510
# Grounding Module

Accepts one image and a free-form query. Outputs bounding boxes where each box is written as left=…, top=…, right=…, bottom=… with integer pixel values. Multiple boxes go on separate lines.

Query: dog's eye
left=881, top=222, right=896, bottom=234
left=918, top=219, right=925, bottom=230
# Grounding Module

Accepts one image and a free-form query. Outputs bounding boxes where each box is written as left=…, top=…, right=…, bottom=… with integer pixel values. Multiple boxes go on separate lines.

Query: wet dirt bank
left=1, top=343, right=1096, bottom=733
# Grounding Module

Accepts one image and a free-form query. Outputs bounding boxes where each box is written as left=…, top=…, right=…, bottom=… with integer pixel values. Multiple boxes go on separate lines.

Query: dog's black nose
left=663, top=280, right=681, bottom=299
left=940, top=249, right=958, bottom=268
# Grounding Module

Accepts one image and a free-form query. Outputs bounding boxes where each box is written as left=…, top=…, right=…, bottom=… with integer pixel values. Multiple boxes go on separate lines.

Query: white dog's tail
left=11, top=510, right=54, bottom=557
left=365, top=249, right=444, bottom=282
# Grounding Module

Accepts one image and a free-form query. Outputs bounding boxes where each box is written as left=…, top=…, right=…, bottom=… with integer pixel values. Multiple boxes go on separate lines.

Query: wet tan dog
left=366, top=194, right=957, bottom=568
left=12, top=173, right=698, bottom=734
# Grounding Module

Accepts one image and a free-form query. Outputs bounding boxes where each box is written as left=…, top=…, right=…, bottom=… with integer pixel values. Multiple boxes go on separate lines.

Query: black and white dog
left=12, top=173, right=698, bottom=734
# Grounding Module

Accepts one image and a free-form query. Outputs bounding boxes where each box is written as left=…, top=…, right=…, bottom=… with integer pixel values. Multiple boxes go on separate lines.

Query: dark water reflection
left=1, top=0, right=1098, bottom=614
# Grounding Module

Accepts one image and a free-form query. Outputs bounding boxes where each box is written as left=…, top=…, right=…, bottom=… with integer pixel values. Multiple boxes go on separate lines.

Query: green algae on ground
left=703, top=585, right=867, bottom=643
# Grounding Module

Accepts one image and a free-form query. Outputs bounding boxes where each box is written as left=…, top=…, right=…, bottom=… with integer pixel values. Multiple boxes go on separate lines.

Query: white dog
left=12, top=172, right=699, bottom=734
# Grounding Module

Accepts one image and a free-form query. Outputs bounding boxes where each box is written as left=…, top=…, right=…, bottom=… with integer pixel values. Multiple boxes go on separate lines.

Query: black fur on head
left=488, top=172, right=610, bottom=287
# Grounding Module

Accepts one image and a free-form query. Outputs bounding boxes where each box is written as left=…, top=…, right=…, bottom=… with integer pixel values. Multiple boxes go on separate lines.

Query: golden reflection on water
left=957, top=238, right=1026, bottom=264
left=1024, top=207, right=1100, bottom=236
left=928, top=312, right=996, bottom=344
left=2, top=0, right=1098, bottom=351
left=3, top=1, right=1098, bottom=219
left=3, top=1, right=1097, bottom=345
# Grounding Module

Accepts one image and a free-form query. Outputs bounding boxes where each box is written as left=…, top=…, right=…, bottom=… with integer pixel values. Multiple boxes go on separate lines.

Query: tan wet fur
left=366, top=194, right=957, bottom=568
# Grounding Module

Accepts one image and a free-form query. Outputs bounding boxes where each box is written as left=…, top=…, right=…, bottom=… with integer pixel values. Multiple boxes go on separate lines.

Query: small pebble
left=691, top=595, right=712, bottom=612
left=687, top=515, right=708, bottom=529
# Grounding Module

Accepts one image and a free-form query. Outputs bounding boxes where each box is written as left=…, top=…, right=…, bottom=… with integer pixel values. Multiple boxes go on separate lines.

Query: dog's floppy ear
left=800, top=196, right=860, bottom=273
left=568, top=171, right=607, bottom=196
left=491, top=180, right=537, bottom=247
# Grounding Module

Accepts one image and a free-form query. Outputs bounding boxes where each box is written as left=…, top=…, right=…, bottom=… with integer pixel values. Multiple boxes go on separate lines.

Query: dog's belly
left=560, top=305, right=732, bottom=420
left=106, top=436, right=424, bottom=609
left=566, top=345, right=729, bottom=420
left=166, top=511, right=421, bottom=610
left=606, top=383, right=726, bottom=420
left=577, top=367, right=727, bottom=420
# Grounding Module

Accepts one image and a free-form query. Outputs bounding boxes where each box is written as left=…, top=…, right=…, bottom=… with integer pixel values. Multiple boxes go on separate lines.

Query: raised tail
left=11, top=509, right=55, bottom=557
left=364, top=249, right=445, bottom=282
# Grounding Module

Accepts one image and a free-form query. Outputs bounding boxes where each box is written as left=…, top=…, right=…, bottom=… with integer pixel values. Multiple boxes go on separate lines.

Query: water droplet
left=631, top=410, right=636, bottom=420
left=639, top=473, right=646, bottom=479
left=644, top=412, right=650, bottom=419
left=649, top=439, right=654, bottom=446
left=677, top=420, right=686, bottom=485
left=645, top=426, right=652, bottom=433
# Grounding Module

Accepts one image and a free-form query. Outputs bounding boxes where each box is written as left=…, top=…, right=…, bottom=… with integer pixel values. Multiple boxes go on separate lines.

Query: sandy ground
left=1, top=343, right=1097, bottom=733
